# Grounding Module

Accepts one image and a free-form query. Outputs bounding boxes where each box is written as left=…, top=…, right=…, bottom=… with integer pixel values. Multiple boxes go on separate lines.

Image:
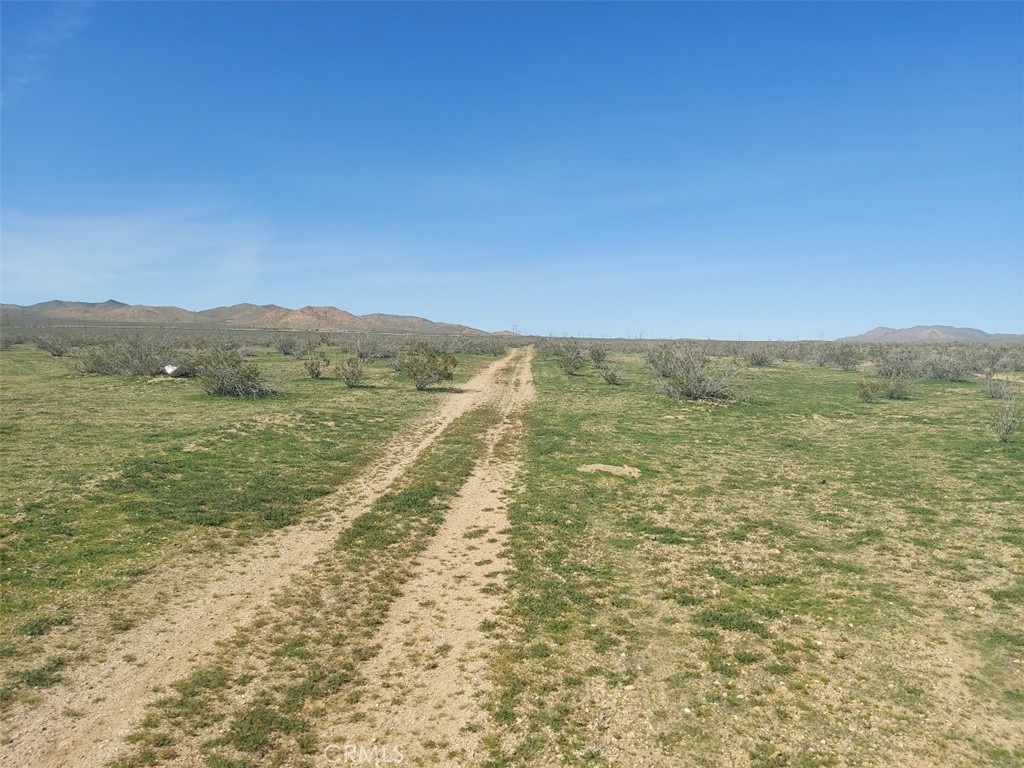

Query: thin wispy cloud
left=2, top=2, right=89, bottom=101
left=1, top=205, right=271, bottom=306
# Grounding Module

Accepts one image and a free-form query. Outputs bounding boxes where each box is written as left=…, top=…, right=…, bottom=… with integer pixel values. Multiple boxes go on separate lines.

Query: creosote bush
left=275, top=336, right=301, bottom=356
left=556, top=339, right=585, bottom=375
left=873, top=346, right=922, bottom=379
left=831, top=344, right=862, bottom=372
left=878, top=374, right=913, bottom=400
left=199, top=349, right=279, bottom=397
left=649, top=343, right=743, bottom=402
left=993, top=348, right=1024, bottom=374
left=991, top=398, right=1023, bottom=443
left=34, top=334, right=76, bottom=357
left=0, top=333, right=26, bottom=351
left=399, top=342, right=457, bottom=390
left=599, top=365, right=625, bottom=385
left=867, top=345, right=921, bottom=400
left=303, top=349, right=330, bottom=379
left=352, top=333, right=383, bottom=361
left=75, top=337, right=172, bottom=376
left=746, top=343, right=774, bottom=367
left=925, top=351, right=973, bottom=382
left=983, top=377, right=1019, bottom=400
left=856, top=378, right=882, bottom=402
left=336, top=357, right=367, bottom=388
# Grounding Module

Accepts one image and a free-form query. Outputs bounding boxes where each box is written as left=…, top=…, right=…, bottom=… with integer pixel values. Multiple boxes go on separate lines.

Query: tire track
left=314, top=346, right=535, bottom=767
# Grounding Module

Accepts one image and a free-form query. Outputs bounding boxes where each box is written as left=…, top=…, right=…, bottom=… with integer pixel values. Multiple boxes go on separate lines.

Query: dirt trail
left=315, top=345, right=535, bottom=766
left=1, top=348, right=531, bottom=768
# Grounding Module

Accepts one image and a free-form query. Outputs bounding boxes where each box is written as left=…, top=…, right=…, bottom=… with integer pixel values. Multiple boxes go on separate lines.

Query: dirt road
left=316, top=341, right=535, bottom=766
left=1, top=347, right=533, bottom=768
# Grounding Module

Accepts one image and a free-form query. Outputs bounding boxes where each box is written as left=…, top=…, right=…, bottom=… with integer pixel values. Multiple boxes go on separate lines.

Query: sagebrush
left=199, top=349, right=280, bottom=397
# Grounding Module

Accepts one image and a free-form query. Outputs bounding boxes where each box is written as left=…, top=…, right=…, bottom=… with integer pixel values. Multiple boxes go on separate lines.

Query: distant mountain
left=197, top=303, right=288, bottom=326
left=0, top=300, right=485, bottom=335
left=837, top=325, right=1024, bottom=344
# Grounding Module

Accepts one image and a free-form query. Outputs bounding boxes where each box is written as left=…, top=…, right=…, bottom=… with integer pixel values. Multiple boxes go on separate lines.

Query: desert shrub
left=831, top=344, right=862, bottom=372
left=443, top=335, right=506, bottom=356
left=776, top=342, right=804, bottom=362
left=303, top=348, right=330, bottom=379
left=166, top=349, right=207, bottom=378
left=599, top=365, right=625, bottom=385
left=658, top=343, right=743, bottom=402
left=814, top=345, right=831, bottom=368
left=475, top=338, right=509, bottom=356
left=199, top=349, right=279, bottom=397
left=379, top=338, right=405, bottom=360
left=856, top=378, right=882, bottom=402
left=399, top=342, right=457, bottom=390
left=878, top=374, right=913, bottom=400
left=991, top=398, right=1023, bottom=443
left=170, top=346, right=220, bottom=378
left=993, top=348, right=1024, bottom=374
left=588, top=345, right=609, bottom=367
left=351, top=333, right=383, bottom=360
left=646, top=344, right=677, bottom=379
left=336, top=357, right=367, bottom=387
left=539, top=340, right=564, bottom=360
left=276, top=335, right=301, bottom=356
left=925, top=350, right=973, bottom=381
left=75, top=337, right=172, bottom=376
left=746, top=343, right=773, bottom=367
left=236, top=346, right=256, bottom=358
left=556, top=339, right=585, bottom=375
left=874, top=346, right=922, bottom=379
left=34, top=334, right=75, bottom=357
left=0, top=333, right=26, bottom=351
left=982, top=377, right=1019, bottom=400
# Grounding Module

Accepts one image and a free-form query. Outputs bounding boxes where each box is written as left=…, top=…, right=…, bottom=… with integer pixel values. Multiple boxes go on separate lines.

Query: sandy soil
left=1, top=348, right=530, bottom=768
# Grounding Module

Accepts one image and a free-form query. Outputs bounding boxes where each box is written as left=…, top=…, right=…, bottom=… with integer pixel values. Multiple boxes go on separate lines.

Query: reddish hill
left=0, top=300, right=485, bottom=335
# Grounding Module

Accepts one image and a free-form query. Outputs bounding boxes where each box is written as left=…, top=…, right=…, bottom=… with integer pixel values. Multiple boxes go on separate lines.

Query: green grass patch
left=112, top=398, right=506, bottom=766
left=483, top=351, right=1024, bottom=767
left=0, top=342, right=499, bottom=698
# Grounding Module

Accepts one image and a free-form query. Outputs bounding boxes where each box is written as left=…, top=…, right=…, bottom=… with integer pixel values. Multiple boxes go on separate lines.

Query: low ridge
left=0, top=300, right=485, bottom=335
left=837, top=325, right=1023, bottom=343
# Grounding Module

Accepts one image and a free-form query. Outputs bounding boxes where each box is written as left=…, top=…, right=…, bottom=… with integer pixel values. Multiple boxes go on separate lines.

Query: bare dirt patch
left=989, top=372, right=1024, bottom=383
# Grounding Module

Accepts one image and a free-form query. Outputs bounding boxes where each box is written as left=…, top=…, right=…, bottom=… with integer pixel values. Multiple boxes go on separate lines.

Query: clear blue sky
left=2, top=1, right=1021, bottom=339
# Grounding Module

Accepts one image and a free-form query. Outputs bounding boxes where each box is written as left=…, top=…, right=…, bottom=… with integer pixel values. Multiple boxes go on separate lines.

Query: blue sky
left=2, top=1, right=1021, bottom=339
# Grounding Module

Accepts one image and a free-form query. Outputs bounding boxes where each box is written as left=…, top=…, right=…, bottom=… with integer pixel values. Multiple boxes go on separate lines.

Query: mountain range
left=0, top=300, right=485, bottom=335
left=2, top=302, right=1020, bottom=342
left=836, top=325, right=1023, bottom=344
